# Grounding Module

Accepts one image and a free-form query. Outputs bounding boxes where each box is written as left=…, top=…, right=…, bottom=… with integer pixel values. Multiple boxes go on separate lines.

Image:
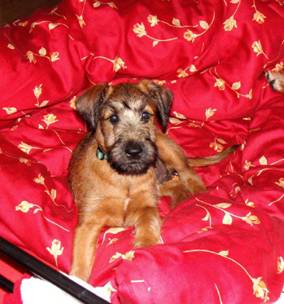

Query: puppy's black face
left=101, top=84, right=158, bottom=175
left=76, top=81, right=173, bottom=175
left=108, top=139, right=157, bottom=175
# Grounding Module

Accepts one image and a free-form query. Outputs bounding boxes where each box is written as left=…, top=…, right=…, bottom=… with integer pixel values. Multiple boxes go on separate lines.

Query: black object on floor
left=0, top=237, right=108, bottom=304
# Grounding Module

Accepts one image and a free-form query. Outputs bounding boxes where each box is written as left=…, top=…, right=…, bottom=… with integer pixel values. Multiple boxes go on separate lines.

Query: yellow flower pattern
left=253, top=11, right=266, bottom=24
left=34, top=174, right=58, bottom=204
left=18, top=142, right=41, bottom=154
left=252, top=40, right=269, bottom=59
left=133, top=22, right=178, bottom=47
left=183, top=248, right=270, bottom=302
left=205, top=108, right=217, bottom=120
left=183, top=30, right=196, bottom=42
left=252, top=277, right=270, bottom=302
left=46, top=239, right=64, bottom=267
left=15, top=198, right=69, bottom=232
left=16, top=201, right=42, bottom=213
left=2, top=107, right=17, bottom=115
left=252, top=0, right=266, bottom=24
left=223, top=0, right=240, bottom=31
left=214, top=78, right=226, bottom=90
left=110, top=250, right=135, bottom=263
left=113, top=57, right=127, bottom=72
left=93, top=1, right=117, bottom=9
left=82, top=54, right=127, bottom=72
left=275, top=177, right=284, bottom=189
left=209, top=138, right=227, bottom=152
left=223, top=16, right=237, bottom=31
left=26, top=49, right=60, bottom=63
left=195, top=197, right=261, bottom=228
left=33, top=84, right=49, bottom=108
left=211, top=69, right=253, bottom=99
left=39, top=113, right=59, bottom=129
left=133, top=23, right=147, bottom=37
left=134, top=12, right=215, bottom=47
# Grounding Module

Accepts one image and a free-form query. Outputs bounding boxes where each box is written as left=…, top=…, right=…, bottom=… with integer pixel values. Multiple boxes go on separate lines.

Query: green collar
left=96, top=145, right=108, bottom=161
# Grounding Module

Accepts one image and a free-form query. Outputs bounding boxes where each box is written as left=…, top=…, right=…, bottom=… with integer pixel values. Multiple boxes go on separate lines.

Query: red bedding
left=1, top=0, right=284, bottom=303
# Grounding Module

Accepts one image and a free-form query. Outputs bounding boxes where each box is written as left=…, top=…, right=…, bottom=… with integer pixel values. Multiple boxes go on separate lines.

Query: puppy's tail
left=187, top=145, right=238, bottom=167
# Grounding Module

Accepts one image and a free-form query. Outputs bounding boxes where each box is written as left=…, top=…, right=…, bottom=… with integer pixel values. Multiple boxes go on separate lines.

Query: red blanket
left=1, top=0, right=284, bottom=303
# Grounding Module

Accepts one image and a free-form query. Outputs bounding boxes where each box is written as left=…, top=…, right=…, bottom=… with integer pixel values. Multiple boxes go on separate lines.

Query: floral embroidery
left=15, top=200, right=70, bottom=232
left=2, top=107, right=17, bottom=115
left=38, top=114, right=59, bottom=129
left=223, top=0, right=240, bottom=32
left=110, top=250, right=135, bottom=263
left=133, top=22, right=178, bottom=47
left=46, top=239, right=64, bottom=267
left=183, top=249, right=270, bottom=302
left=252, top=41, right=269, bottom=59
left=223, top=16, right=237, bottom=31
left=252, top=277, right=269, bottom=302
left=252, top=0, right=266, bottom=24
left=33, top=84, right=49, bottom=108
left=205, top=108, right=217, bottom=120
left=26, top=49, right=60, bottom=63
left=93, top=1, right=117, bottom=9
left=214, top=78, right=226, bottom=90
left=259, top=155, right=268, bottom=165
left=18, top=142, right=41, bottom=154
left=7, top=44, right=15, bottom=50
left=195, top=197, right=261, bottom=227
left=209, top=138, right=227, bottom=153
left=113, top=57, right=127, bottom=72
left=275, top=177, right=284, bottom=188
left=34, top=174, right=57, bottom=203
left=211, top=69, right=253, bottom=99
left=16, top=201, right=42, bottom=213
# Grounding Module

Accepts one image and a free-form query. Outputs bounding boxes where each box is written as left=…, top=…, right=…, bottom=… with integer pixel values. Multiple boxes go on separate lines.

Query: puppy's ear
left=138, top=80, right=173, bottom=132
left=76, top=85, right=111, bottom=131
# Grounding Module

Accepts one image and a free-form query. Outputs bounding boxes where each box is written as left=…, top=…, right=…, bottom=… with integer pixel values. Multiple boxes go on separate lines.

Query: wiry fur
left=69, top=80, right=235, bottom=281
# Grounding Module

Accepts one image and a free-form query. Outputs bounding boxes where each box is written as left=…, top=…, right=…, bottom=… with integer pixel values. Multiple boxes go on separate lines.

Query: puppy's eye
left=141, top=111, right=151, bottom=123
left=109, top=114, right=119, bottom=124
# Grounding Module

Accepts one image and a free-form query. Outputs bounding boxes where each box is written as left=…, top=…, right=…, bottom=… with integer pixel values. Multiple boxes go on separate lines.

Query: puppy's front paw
left=134, top=227, right=161, bottom=248
left=134, top=235, right=161, bottom=248
left=70, top=266, right=91, bottom=282
left=265, top=71, right=284, bottom=93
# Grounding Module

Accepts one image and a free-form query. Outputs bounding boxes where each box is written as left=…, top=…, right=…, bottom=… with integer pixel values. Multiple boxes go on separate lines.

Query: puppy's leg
left=71, top=220, right=103, bottom=281
left=156, top=131, right=206, bottom=199
left=134, top=206, right=161, bottom=247
left=71, top=197, right=125, bottom=281
left=266, top=71, right=284, bottom=93
left=126, top=192, right=161, bottom=247
left=159, top=176, right=192, bottom=207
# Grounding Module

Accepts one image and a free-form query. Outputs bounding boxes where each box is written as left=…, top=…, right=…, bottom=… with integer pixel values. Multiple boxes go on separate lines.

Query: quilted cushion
left=1, top=0, right=284, bottom=303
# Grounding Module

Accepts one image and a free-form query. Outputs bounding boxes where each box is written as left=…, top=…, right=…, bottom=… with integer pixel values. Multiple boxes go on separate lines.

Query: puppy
left=69, top=80, right=235, bottom=281
left=266, top=70, right=284, bottom=93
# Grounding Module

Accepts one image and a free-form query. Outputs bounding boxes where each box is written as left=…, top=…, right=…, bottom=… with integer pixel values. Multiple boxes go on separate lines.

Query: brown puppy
left=266, top=70, right=284, bottom=93
left=69, top=80, right=234, bottom=281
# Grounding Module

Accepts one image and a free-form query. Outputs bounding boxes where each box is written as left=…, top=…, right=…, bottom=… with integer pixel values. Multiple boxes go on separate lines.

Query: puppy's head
left=76, top=81, right=173, bottom=175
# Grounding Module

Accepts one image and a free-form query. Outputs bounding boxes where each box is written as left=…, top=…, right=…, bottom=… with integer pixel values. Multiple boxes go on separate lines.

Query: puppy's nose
left=125, top=142, right=143, bottom=158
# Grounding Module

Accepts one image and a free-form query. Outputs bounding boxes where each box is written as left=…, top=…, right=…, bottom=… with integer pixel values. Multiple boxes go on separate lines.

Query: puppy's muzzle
left=108, top=139, right=157, bottom=175
left=125, top=141, right=143, bottom=159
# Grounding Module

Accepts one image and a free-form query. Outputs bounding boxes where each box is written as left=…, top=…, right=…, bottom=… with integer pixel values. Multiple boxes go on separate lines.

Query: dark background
left=0, top=0, right=61, bottom=26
